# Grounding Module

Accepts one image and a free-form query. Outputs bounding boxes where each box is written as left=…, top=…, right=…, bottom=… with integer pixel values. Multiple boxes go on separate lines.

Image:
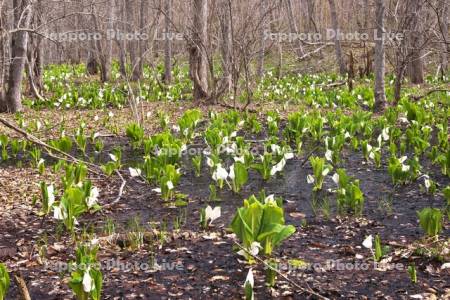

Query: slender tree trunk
left=407, top=0, right=424, bottom=84
left=100, top=0, right=115, bottom=82
left=0, top=1, right=6, bottom=102
left=134, top=0, right=148, bottom=81
left=374, top=0, right=386, bottom=112
left=126, top=0, right=140, bottom=81
left=189, top=0, right=209, bottom=100
left=327, top=0, right=346, bottom=75
left=117, top=0, right=127, bottom=77
left=285, top=0, right=304, bottom=57
left=257, top=0, right=266, bottom=79
left=306, top=0, right=317, bottom=32
left=218, top=0, right=232, bottom=91
left=164, top=0, right=173, bottom=84
left=439, top=0, right=448, bottom=79
left=1, top=0, right=32, bottom=113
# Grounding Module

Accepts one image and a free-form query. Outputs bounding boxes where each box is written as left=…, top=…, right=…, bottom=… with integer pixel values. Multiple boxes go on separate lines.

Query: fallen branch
left=301, top=145, right=321, bottom=167
left=0, top=117, right=126, bottom=207
left=0, top=117, right=101, bottom=175
left=13, top=272, right=31, bottom=300
left=409, top=88, right=449, bottom=101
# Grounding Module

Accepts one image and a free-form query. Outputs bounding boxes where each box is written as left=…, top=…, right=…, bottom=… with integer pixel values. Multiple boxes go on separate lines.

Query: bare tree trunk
left=100, top=0, right=115, bottom=82
left=135, top=0, right=148, bottom=80
left=285, top=0, right=304, bottom=57
left=164, top=0, right=173, bottom=84
left=438, top=0, right=448, bottom=79
left=218, top=0, right=232, bottom=91
left=306, top=0, right=318, bottom=32
left=0, top=1, right=6, bottom=102
left=126, top=0, right=140, bottom=81
left=257, top=0, right=266, bottom=79
left=374, top=0, right=386, bottom=112
left=189, top=0, right=209, bottom=100
left=327, top=0, right=346, bottom=75
left=117, top=0, right=127, bottom=77
left=407, top=0, right=424, bottom=84
left=1, top=0, right=32, bottom=113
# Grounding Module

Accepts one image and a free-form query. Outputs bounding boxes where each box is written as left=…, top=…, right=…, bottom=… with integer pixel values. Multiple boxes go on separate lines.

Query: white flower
left=424, top=178, right=431, bottom=190
left=362, top=235, right=373, bottom=249
left=129, top=167, right=142, bottom=177
left=270, top=158, right=286, bottom=176
left=264, top=194, right=275, bottom=204
left=249, top=241, right=262, bottom=256
left=47, top=185, right=55, bottom=207
left=82, top=268, right=94, bottom=292
left=152, top=188, right=161, bottom=193
left=206, top=157, right=214, bottom=167
left=398, top=117, right=409, bottom=124
left=94, top=115, right=99, bottom=121
left=108, top=111, right=114, bottom=118
left=86, top=187, right=99, bottom=208
left=401, top=164, right=410, bottom=172
left=229, top=164, right=235, bottom=180
left=109, top=153, right=118, bottom=162
left=284, top=152, right=294, bottom=160
left=36, top=121, right=42, bottom=131
left=307, top=174, right=315, bottom=184
left=166, top=181, right=174, bottom=190
left=399, top=156, right=408, bottom=164
left=369, top=151, right=375, bottom=160
left=172, top=125, right=180, bottom=132
left=38, top=158, right=45, bottom=166
left=271, top=144, right=281, bottom=154
left=53, top=205, right=65, bottom=220
left=205, top=206, right=221, bottom=224
left=234, top=156, right=245, bottom=163
left=245, top=268, right=254, bottom=287
left=344, top=131, right=351, bottom=139
left=332, top=173, right=340, bottom=185
left=325, top=150, right=333, bottom=162
left=382, top=127, right=389, bottom=141
left=322, top=168, right=330, bottom=176
left=213, top=165, right=228, bottom=181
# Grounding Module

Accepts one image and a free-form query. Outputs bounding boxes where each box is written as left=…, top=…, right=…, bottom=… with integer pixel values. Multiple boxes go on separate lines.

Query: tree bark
left=189, top=0, right=209, bottom=100
left=327, top=0, right=346, bottom=76
left=164, top=0, right=173, bottom=84
left=100, top=0, right=115, bottom=82
left=257, top=0, right=267, bottom=79
left=1, top=0, right=32, bottom=113
left=218, top=0, right=232, bottom=91
left=0, top=0, right=7, bottom=102
left=407, top=0, right=424, bottom=84
left=306, top=0, right=317, bottom=32
left=285, top=0, right=304, bottom=57
left=374, top=0, right=386, bottom=112
left=134, top=0, right=148, bottom=81
left=438, top=0, right=448, bottom=79
left=126, top=0, right=140, bottom=81
left=116, top=0, right=127, bottom=77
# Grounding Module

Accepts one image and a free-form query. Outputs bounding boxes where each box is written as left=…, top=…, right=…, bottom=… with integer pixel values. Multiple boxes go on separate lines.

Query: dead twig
left=0, top=118, right=127, bottom=207
left=409, top=88, right=449, bottom=101
left=13, top=272, right=31, bottom=300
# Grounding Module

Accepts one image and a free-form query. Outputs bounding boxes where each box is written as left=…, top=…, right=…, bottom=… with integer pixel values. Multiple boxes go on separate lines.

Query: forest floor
left=0, top=101, right=449, bottom=299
